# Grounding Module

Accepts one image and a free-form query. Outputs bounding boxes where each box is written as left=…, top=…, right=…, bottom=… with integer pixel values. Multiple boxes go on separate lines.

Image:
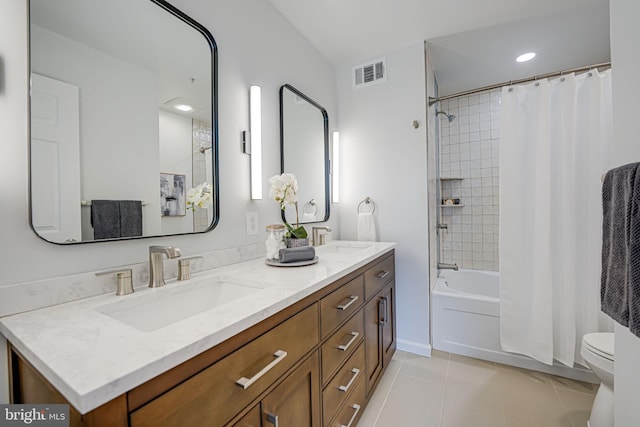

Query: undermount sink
left=321, top=242, right=373, bottom=254
left=96, top=277, right=264, bottom=332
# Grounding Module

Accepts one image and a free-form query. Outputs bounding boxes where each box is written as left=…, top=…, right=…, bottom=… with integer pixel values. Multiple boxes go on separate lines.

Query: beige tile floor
left=357, top=350, right=597, bottom=427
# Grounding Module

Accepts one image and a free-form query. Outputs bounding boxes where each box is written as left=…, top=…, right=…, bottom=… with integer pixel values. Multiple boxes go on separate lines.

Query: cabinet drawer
left=130, top=303, right=319, bottom=427
left=364, top=255, right=395, bottom=299
left=320, top=275, right=364, bottom=339
left=322, top=342, right=365, bottom=424
left=321, top=310, right=364, bottom=385
left=327, top=373, right=366, bottom=427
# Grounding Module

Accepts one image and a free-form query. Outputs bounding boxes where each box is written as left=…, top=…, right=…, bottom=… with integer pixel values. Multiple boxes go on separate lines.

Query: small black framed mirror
left=279, top=84, right=330, bottom=226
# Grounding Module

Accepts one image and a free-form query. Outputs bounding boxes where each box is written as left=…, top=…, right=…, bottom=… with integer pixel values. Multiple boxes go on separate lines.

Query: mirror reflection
left=29, top=0, right=218, bottom=244
left=279, top=84, right=329, bottom=225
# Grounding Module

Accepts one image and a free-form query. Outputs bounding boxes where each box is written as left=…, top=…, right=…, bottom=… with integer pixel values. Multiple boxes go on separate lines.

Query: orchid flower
left=268, top=173, right=307, bottom=239
left=186, top=182, right=213, bottom=211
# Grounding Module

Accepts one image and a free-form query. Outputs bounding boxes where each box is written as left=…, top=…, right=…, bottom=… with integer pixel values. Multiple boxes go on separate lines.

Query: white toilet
left=581, top=332, right=614, bottom=427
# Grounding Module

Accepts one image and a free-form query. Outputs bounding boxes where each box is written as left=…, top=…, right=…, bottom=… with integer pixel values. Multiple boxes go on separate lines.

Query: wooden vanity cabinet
left=9, top=250, right=396, bottom=427
left=327, top=371, right=366, bottom=427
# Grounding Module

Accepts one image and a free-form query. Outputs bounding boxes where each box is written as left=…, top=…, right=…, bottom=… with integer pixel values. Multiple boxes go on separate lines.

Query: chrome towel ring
left=303, top=199, right=318, bottom=215
left=357, top=197, right=376, bottom=214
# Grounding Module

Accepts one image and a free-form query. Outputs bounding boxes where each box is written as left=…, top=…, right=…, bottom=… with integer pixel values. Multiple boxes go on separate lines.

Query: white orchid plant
left=186, top=182, right=213, bottom=211
left=268, top=173, right=308, bottom=239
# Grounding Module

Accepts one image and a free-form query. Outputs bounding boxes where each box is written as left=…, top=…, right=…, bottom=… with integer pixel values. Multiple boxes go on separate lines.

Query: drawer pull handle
left=375, top=270, right=390, bottom=279
left=338, top=332, right=359, bottom=351
left=378, top=297, right=388, bottom=326
left=339, top=404, right=361, bottom=427
left=266, top=412, right=279, bottom=427
left=337, top=295, right=358, bottom=311
left=338, top=368, right=360, bottom=392
left=236, top=350, right=287, bottom=389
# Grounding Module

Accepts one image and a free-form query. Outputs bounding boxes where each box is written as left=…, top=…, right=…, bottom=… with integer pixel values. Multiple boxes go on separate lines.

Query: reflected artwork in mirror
left=28, top=0, right=218, bottom=244
left=279, top=84, right=329, bottom=225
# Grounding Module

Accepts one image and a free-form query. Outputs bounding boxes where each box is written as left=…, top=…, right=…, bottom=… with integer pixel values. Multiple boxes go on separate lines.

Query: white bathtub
left=431, top=269, right=596, bottom=382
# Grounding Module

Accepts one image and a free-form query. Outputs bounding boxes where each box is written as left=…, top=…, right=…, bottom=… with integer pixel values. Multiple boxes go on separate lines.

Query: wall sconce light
left=332, top=131, right=340, bottom=203
left=249, top=85, right=262, bottom=199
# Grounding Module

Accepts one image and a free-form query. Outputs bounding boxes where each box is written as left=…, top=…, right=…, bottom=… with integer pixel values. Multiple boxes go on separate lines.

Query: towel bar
left=81, top=200, right=149, bottom=206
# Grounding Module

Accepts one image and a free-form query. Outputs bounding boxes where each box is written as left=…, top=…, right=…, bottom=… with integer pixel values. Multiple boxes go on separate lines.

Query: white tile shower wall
left=439, top=90, right=500, bottom=271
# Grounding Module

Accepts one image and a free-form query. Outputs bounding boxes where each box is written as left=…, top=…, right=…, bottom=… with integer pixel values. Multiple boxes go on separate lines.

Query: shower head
left=436, top=110, right=456, bottom=123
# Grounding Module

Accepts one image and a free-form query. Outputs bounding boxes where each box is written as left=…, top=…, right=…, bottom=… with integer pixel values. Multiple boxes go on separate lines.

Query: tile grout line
left=371, top=356, right=405, bottom=427
left=437, top=352, right=452, bottom=427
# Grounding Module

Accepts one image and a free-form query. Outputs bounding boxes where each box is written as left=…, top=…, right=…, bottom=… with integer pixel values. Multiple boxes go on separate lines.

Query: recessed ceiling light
left=516, top=52, right=536, bottom=63
left=175, top=104, right=194, bottom=112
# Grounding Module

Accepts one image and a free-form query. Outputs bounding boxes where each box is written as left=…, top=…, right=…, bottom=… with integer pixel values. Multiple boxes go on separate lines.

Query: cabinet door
left=364, top=294, right=383, bottom=396
left=381, top=282, right=396, bottom=367
left=364, top=281, right=396, bottom=397
left=262, top=352, right=321, bottom=427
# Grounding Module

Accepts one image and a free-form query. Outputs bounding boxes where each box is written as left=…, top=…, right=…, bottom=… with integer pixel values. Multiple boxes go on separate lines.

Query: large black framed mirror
left=28, top=0, right=219, bottom=244
left=279, top=84, right=330, bottom=225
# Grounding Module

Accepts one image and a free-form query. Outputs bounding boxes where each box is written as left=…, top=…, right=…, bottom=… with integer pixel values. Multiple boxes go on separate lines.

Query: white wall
left=609, top=1, right=640, bottom=426
left=337, top=43, right=431, bottom=355
left=0, top=0, right=337, bottom=284
left=159, top=111, right=194, bottom=234
left=0, top=0, right=337, bottom=403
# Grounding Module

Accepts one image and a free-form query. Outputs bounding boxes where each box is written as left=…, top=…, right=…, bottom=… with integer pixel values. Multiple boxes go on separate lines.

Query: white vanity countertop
left=0, top=241, right=395, bottom=414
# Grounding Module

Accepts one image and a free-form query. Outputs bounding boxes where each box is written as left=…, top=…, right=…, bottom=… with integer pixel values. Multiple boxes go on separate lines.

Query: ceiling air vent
left=353, top=57, right=387, bottom=88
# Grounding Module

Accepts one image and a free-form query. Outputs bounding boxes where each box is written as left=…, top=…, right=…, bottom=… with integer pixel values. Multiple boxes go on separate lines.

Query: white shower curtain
left=499, top=69, right=612, bottom=367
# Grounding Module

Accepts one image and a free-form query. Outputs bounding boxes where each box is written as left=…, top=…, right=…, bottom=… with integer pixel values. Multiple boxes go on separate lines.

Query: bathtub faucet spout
left=437, top=262, right=459, bottom=271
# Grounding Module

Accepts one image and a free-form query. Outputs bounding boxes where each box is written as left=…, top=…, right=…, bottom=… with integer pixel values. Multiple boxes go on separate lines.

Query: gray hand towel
left=629, top=166, right=640, bottom=336
left=601, top=162, right=640, bottom=331
left=119, top=200, right=143, bottom=237
left=279, top=246, right=316, bottom=263
left=91, top=200, right=121, bottom=239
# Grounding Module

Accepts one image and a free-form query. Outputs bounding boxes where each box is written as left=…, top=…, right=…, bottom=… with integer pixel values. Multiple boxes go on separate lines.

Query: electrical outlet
left=245, top=212, right=259, bottom=236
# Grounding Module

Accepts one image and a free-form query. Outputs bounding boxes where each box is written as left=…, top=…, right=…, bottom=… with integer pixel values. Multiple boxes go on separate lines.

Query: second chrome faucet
left=312, top=226, right=332, bottom=246
left=149, top=246, right=182, bottom=288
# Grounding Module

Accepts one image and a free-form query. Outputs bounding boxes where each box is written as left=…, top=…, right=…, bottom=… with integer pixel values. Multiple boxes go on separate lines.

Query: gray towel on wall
left=629, top=167, right=640, bottom=336
left=91, top=200, right=121, bottom=239
left=91, top=200, right=143, bottom=239
left=601, top=162, right=640, bottom=337
left=119, top=200, right=143, bottom=237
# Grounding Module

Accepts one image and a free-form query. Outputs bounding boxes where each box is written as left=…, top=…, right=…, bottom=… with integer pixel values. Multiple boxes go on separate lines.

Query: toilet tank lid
left=583, top=332, right=614, bottom=357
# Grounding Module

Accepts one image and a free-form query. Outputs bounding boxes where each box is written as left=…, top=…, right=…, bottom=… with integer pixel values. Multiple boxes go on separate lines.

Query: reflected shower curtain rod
left=428, top=61, right=611, bottom=107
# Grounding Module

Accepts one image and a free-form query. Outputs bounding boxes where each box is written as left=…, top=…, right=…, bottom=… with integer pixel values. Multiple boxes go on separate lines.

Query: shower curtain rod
left=428, top=61, right=611, bottom=107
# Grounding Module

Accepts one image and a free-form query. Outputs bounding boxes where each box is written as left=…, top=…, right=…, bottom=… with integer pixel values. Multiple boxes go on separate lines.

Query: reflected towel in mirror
left=91, top=200, right=142, bottom=239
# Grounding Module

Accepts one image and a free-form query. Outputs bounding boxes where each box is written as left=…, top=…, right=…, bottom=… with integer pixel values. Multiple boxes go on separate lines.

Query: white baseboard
left=397, top=338, right=432, bottom=357
left=434, top=340, right=599, bottom=384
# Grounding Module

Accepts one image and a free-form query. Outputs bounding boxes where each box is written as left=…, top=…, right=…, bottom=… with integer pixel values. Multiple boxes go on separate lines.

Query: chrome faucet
left=149, top=246, right=182, bottom=288
left=312, top=226, right=332, bottom=246
left=437, top=262, right=459, bottom=271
